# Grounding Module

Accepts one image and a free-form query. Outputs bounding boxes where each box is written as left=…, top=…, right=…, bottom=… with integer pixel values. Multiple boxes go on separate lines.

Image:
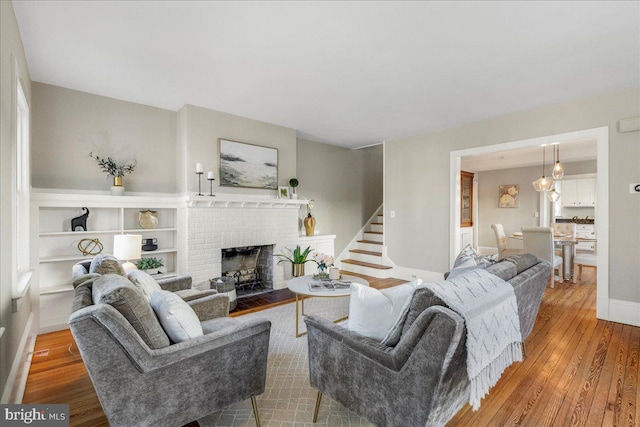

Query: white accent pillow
left=127, top=269, right=161, bottom=300
left=150, top=290, right=203, bottom=343
left=347, top=279, right=423, bottom=342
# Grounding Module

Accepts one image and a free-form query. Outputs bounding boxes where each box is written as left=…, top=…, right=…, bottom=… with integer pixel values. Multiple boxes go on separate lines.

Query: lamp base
left=122, top=261, right=137, bottom=272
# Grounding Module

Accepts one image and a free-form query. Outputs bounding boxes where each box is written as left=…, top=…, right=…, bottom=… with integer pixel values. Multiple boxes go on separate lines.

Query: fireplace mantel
left=186, top=194, right=309, bottom=209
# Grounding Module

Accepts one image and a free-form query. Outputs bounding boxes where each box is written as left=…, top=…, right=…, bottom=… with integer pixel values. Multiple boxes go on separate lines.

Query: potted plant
left=289, top=178, right=299, bottom=199
left=136, top=257, right=164, bottom=275
left=275, top=245, right=313, bottom=277
left=89, top=152, right=137, bottom=195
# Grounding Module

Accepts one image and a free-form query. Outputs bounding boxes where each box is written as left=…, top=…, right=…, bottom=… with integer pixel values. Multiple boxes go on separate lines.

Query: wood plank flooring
left=22, top=267, right=638, bottom=426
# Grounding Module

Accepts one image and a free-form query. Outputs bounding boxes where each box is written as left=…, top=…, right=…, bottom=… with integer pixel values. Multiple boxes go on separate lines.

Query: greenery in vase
left=289, top=178, right=299, bottom=191
left=136, top=257, right=164, bottom=271
left=89, top=152, right=137, bottom=177
left=275, top=245, right=313, bottom=265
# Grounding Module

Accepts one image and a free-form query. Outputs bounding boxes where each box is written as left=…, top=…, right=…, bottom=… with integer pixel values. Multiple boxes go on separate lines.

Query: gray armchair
left=305, top=300, right=468, bottom=427
left=72, top=255, right=216, bottom=301
left=304, top=254, right=551, bottom=427
left=69, top=270, right=271, bottom=426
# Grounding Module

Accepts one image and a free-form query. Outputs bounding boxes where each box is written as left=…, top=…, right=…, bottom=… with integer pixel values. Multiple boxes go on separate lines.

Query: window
left=13, top=72, right=31, bottom=299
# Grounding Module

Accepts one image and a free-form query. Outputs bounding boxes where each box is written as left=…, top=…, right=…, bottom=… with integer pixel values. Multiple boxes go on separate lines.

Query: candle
left=195, top=163, right=203, bottom=173
left=207, top=171, right=215, bottom=180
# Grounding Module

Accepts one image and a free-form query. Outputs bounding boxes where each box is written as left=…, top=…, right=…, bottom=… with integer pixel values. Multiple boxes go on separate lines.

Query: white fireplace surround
left=183, top=195, right=310, bottom=290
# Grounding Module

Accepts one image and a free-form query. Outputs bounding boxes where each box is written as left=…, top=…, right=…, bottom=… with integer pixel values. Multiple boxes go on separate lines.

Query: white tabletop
left=287, top=274, right=369, bottom=297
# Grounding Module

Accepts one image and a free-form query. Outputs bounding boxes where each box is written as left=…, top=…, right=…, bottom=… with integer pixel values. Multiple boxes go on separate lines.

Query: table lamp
left=113, top=234, right=142, bottom=271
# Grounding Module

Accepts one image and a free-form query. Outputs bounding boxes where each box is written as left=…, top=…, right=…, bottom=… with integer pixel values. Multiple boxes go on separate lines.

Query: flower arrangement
left=313, top=252, right=334, bottom=273
left=89, top=152, right=137, bottom=177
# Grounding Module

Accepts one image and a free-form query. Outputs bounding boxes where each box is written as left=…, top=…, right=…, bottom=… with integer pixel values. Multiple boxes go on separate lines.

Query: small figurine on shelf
left=71, top=207, right=90, bottom=231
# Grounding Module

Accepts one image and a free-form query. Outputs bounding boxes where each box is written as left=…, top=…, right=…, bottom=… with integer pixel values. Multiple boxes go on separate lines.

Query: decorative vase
left=304, top=215, right=316, bottom=236
left=329, top=267, right=340, bottom=280
left=292, top=263, right=305, bottom=277
left=111, top=176, right=125, bottom=196
left=316, top=265, right=329, bottom=279
left=139, top=210, right=159, bottom=229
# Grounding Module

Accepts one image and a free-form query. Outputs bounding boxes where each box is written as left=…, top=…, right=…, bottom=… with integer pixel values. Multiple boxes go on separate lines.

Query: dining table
left=510, top=231, right=596, bottom=281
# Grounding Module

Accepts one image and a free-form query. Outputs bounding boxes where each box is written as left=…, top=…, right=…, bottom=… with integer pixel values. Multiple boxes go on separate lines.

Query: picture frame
left=499, top=184, right=519, bottom=208
left=218, top=138, right=278, bottom=189
left=278, top=186, right=290, bottom=199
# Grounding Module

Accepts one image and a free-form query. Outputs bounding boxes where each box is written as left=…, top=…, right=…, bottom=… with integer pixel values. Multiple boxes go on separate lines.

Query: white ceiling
left=461, top=138, right=597, bottom=172
left=13, top=1, right=640, bottom=149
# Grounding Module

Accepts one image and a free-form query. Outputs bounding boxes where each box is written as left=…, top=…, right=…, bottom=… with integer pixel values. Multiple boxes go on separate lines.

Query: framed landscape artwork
left=218, top=139, right=278, bottom=189
left=499, top=185, right=519, bottom=208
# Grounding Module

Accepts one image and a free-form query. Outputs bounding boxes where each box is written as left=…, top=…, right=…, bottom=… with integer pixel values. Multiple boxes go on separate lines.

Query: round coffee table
left=287, top=274, right=369, bottom=337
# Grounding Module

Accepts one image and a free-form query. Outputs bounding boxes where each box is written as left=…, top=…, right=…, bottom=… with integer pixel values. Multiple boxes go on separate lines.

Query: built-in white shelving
left=32, top=190, right=184, bottom=332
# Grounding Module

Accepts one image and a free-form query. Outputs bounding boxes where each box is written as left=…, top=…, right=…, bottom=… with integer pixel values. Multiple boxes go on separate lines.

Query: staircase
left=339, top=210, right=395, bottom=279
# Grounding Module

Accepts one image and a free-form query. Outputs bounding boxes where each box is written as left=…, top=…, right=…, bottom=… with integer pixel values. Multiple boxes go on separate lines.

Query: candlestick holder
left=196, top=172, right=204, bottom=196
left=208, top=177, right=216, bottom=196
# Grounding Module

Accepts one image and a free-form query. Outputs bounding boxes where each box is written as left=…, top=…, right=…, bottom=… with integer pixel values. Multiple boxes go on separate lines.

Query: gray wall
left=1, top=0, right=33, bottom=400
left=31, top=83, right=177, bottom=193
left=177, top=105, right=297, bottom=195
left=296, top=140, right=383, bottom=255
left=477, top=160, right=597, bottom=249
left=385, top=87, right=639, bottom=303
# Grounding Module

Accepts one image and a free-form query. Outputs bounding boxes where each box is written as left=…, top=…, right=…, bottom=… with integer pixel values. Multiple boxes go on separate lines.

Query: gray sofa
left=69, top=256, right=271, bottom=427
left=304, top=253, right=551, bottom=427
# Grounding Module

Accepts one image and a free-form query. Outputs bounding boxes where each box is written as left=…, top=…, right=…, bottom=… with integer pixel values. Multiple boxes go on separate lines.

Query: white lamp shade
left=113, top=234, right=142, bottom=262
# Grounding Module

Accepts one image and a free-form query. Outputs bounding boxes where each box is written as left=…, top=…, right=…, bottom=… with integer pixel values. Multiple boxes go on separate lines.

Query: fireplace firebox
left=220, top=244, right=274, bottom=298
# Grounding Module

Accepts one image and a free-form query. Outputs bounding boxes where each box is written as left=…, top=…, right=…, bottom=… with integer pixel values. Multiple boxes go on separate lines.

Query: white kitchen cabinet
left=561, top=178, right=595, bottom=207
left=576, top=224, right=596, bottom=253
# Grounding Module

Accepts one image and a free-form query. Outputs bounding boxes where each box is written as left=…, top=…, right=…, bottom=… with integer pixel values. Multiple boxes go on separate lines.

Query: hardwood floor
left=22, top=267, right=638, bottom=426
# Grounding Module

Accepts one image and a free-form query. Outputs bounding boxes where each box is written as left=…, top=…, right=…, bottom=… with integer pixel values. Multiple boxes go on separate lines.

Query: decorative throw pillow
left=89, top=254, right=126, bottom=276
left=380, top=279, right=424, bottom=346
left=127, top=269, right=162, bottom=300
left=348, top=279, right=423, bottom=343
left=150, top=290, right=203, bottom=343
left=452, top=244, right=478, bottom=268
left=92, top=274, right=170, bottom=349
left=451, top=245, right=498, bottom=272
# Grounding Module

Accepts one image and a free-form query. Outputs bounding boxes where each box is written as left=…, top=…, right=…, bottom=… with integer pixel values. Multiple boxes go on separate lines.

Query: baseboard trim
left=607, top=299, right=640, bottom=327
left=38, top=322, right=70, bottom=335
left=391, top=266, right=444, bottom=283
left=1, top=313, right=36, bottom=404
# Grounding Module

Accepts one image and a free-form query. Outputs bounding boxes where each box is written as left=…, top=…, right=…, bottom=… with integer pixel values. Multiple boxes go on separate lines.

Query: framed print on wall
left=499, top=184, right=519, bottom=208
left=218, top=138, right=278, bottom=189
left=278, top=186, right=290, bottom=199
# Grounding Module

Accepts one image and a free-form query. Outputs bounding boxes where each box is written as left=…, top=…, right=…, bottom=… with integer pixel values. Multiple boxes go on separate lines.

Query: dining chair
left=491, top=224, right=523, bottom=260
left=573, top=253, right=597, bottom=284
left=552, top=222, right=577, bottom=255
left=522, top=226, right=563, bottom=287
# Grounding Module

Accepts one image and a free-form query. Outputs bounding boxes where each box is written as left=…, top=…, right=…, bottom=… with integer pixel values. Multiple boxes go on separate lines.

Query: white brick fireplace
left=181, top=196, right=309, bottom=290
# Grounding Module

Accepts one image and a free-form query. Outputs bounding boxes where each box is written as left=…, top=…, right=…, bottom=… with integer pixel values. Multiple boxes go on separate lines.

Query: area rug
left=197, top=296, right=372, bottom=427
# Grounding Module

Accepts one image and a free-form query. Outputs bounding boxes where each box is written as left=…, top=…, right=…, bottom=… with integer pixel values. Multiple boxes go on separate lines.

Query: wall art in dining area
left=499, top=184, right=519, bottom=208
left=218, top=139, right=278, bottom=189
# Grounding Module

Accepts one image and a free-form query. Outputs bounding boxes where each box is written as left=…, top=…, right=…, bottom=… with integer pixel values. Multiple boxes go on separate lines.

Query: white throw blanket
left=427, top=268, right=523, bottom=410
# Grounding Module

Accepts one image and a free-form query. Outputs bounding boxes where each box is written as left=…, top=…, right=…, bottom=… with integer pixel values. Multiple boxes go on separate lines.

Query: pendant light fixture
left=547, top=184, right=561, bottom=202
left=532, top=145, right=554, bottom=192
left=552, top=143, right=564, bottom=180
